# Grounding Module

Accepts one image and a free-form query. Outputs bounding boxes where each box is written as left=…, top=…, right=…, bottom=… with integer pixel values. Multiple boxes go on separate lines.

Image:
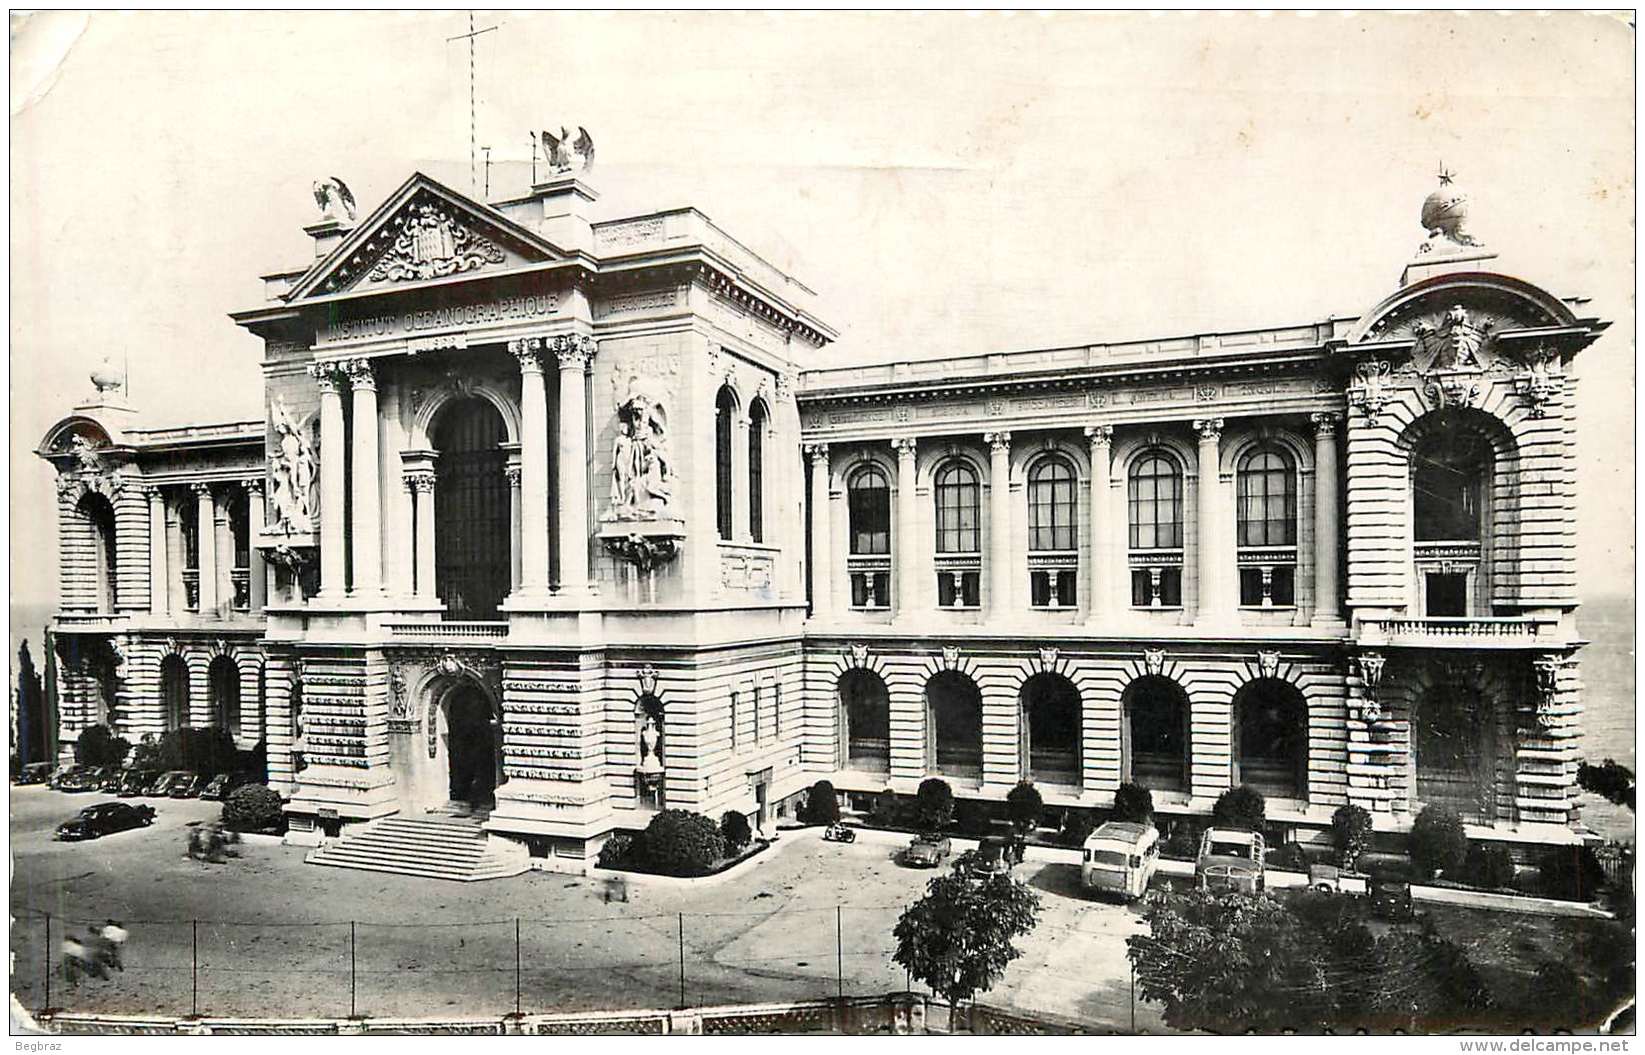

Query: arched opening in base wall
left=925, top=671, right=982, bottom=779
left=160, top=655, right=189, bottom=731
left=1415, top=680, right=1505, bottom=823
left=1020, top=673, right=1081, bottom=785
left=838, top=670, right=890, bottom=773
left=1232, top=678, right=1308, bottom=800
left=443, top=684, right=497, bottom=809
left=432, top=398, right=511, bottom=620
left=1122, top=676, right=1189, bottom=793
left=208, top=656, right=241, bottom=740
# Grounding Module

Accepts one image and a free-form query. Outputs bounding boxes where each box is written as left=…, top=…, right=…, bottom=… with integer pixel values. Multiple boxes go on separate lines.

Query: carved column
left=343, top=358, right=381, bottom=595
left=509, top=339, right=551, bottom=596
left=985, top=432, right=1012, bottom=620
left=505, top=463, right=523, bottom=590
left=144, top=485, right=168, bottom=616
left=553, top=334, right=597, bottom=595
left=247, top=481, right=267, bottom=613
left=1193, top=418, right=1225, bottom=623
left=407, top=471, right=438, bottom=601
left=1084, top=425, right=1114, bottom=624
left=309, top=362, right=348, bottom=598
left=1311, top=412, right=1342, bottom=623
left=806, top=444, right=833, bottom=620
left=190, top=483, right=218, bottom=614
left=892, top=437, right=919, bottom=615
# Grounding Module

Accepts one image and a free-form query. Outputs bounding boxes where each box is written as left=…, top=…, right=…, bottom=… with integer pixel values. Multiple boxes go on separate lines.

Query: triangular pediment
left=285, top=174, right=562, bottom=301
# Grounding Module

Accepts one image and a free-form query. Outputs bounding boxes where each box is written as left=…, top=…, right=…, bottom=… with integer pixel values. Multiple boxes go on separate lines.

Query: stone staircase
left=305, top=815, right=528, bottom=882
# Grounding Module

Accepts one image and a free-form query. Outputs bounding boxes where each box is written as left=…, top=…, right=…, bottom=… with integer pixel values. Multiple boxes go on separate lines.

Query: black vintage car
left=14, top=762, right=54, bottom=786
left=200, top=772, right=256, bottom=802
left=56, top=766, right=103, bottom=793
left=167, top=773, right=208, bottom=799
left=116, top=769, right=162, bottom=797
left=55, top=802, right=157, bottom=841
left=1369, top=874, right=1416, bottom=920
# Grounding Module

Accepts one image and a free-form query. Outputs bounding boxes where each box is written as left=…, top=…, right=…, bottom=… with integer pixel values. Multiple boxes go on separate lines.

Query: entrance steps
left=305, top=815, right=527, bottom=882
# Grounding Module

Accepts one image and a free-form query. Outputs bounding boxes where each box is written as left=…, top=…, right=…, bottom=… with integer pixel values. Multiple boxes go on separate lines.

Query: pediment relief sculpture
left=367, top=201, right=506, bottom=284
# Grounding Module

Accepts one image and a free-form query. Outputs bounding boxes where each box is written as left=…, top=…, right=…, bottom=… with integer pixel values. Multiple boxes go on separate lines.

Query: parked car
left=55, top=801, right=157, bottom=841
left=150, top=770, right=193, bottom=797
left=168, top=773, right=208, bottom=799
left=1081, top=821, right=1161, bottom=902
left=968, top=837, right=1015, bottom=878
left=200, top=772, right=256, bottom=802
left=14, top=762, right=54, bottom=786
left=57, top=766, right=103, bottom=793
left=901, top=833, right=952, bottom=868
left=1195, top=828, right=1267, bottom=894
left=96, top=766, right=129, bottom=792
left=1369, top=874, right=1415, bottom=920
left=1309, top=863, right=1343, bottom=894
left=117, top=769, right=162, bottom=798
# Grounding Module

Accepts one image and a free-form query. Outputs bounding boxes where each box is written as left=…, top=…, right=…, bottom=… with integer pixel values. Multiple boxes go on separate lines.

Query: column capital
left=503, top=465, right=522, bottom=488
left=551, top=333, right=598, bottom=370
left=131, top=481, right=158, bottom=498
left=891, top=436, right=918, bottom=458
left=340, top=358, right=377, bottom=391
left=1192, top=418, right=1224, bottom=443
left=804, top=442, right=831, bottom=465
left=508, top=337, right=546, bottom=373
left=1310, top=411, right=1342, bottom=438
left=1083, top=424, right=1114, bottom=447
left=307, top=361, right=347, bottom=393
left=984, top=431, right=1012, bottom=453
left=189, top=481, right=215, bottom=498
left=404, top=470, right=437, bottom=494
left=244, top=478, right=264, bottom=497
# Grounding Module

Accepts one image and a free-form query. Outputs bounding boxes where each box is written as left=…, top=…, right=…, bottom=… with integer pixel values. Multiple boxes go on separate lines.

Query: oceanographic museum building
left=37, top=162, right=1608, bottom=875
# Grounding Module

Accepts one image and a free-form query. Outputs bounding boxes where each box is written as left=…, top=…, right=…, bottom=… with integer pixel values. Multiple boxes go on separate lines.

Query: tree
left=15, top=641, right=48, bottom=767
left=157, top=726, right=239, bottom=777
left=1005, top=781, right=1043, bottom=835
left=1578, top=759, right=1636, bottom=811
left=74, top=723, right=130, bottom=768
left=892, top=866, right=1041, bottom=1027
left=1408, top=804, right=1468, bottom=881
left=914, top=778, right=955, bottom=834
left=1112, top=783, right=1155, bottom=825
left=804, top=779, right=840, bottom=825
left=1330, top=803, right=1373, bottom=871
left=1211, top=785, right=1266, bottom=832
left=221, top=783, right=285, bottom=833
left=1463, top=842, right=1516, bottom=889
left=720, top=810, right=753, bottom=854
left=638, top=809, right=725, bottom=877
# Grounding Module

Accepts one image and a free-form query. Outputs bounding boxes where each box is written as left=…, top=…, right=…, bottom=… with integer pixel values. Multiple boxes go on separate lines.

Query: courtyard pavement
left=8, top=788, right=1161, bottom=1030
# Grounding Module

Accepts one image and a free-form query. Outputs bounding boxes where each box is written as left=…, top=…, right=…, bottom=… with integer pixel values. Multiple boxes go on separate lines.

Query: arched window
left=1232, top=678, right=1308, bottom=800
left=78, top=493, right=118, bottom=611
left=1021, top=672, right=1081, bottom=785
left=209, top=656, right=242, bottom=741
left=1028, top=457, right=1078, bottom=608
left=160, top=655, right=189, bottom=731
left=227, top=488, right=252, bottom=611
left=1412, top=428, right=1489, bottom=542
left=747, top=399, right=768, bottom=542
left=1123, top=676, right=1188, bottom=792
left=926, top=671, right=982, bottom=777
left=847, top=465, right=891, bottom=609
left=1128, top=452, right=1183, bottom=608
left=432, top=397, right=510, bottom=619
left=1236, top=445, right=1298, bottom=608
left=715, top=386, right=737, bottom=541
left=934, top=461, right=981, bottom=608
left=838, top=670, right=890, bottom=772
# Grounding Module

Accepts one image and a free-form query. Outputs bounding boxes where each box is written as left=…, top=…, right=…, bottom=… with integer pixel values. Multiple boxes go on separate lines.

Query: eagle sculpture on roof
left=312, top=176, right=357, bottom=223
left=540, top=126, right=595, bottom=174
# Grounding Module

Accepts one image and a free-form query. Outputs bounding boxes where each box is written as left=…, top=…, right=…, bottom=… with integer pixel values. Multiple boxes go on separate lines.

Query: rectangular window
left=753, top=686, right=761, bottom=744
left=729, top=691, right=739, bottom=750
left=775, top=685, right=782, bottom=739
left=1238, top=566, right=1296, bottom=607
left=848, top=485, right=891, bottom=555
left=1426, top=572, right=1468, bottom=617
left=937, top=571, right=981, bottom=608
left=1131, top=567, right=1182, bottom=608
left=850, top=571, right=890, bottom=609
left=1031, top=570, right=1078, bottom=608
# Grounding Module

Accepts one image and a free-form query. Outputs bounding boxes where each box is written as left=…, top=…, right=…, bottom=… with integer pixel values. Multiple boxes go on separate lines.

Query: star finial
left=1437, top=163, right=1455, bottom=186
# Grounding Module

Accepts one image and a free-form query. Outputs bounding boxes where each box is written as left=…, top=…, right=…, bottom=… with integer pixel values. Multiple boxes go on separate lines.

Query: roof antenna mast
left=447, top=12, right=499, bottom=196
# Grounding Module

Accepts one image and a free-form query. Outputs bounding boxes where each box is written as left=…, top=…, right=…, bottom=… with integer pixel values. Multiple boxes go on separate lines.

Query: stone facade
left=38, top=170, right=1606, bottom=865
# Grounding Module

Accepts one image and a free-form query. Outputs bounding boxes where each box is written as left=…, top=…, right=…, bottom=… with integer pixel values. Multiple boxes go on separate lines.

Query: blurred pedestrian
left=99, top=919, right=127, bottom=971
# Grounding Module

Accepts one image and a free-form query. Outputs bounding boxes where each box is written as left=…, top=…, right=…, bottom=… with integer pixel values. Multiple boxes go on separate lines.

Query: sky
left=7, top=10, right=1635, bottom=642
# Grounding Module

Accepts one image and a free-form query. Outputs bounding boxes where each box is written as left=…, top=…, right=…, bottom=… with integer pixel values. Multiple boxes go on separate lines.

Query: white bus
left=1080, top=821, right=1160, bottom=901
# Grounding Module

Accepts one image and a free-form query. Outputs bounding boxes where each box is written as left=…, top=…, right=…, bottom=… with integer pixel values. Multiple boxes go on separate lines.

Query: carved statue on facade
left=539, top=126, right=595, bottom=174
left=312, top=176, right=357, bottom=223
left=608, top=391, right=674, bottom=520
left=268, top=397, right=318, bottom=534
left=68, top=434, right=105, bottom=474
left=638, top=715, right=663, bottom=774
left=1417, top=168, right=1483, bottom=255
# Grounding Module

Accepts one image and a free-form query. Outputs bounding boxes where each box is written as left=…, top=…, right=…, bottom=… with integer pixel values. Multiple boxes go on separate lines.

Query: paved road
left=10, top=788, right=1161, bottom=1029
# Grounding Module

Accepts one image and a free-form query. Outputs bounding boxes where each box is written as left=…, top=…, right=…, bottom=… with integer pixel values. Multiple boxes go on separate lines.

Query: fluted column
left=553, top=334, right=597, bottom=595
left=892, top=437, right=919, bottom=615
left=505, top=463, right=523, bottom=589
left=144, top=485, right=168, bottom=615
left=806, top=444, right=832, bottom=620
left=1193, top=418, right=1225, bottom=623
left=308, top=362, right=348, bottom=598
left=985, top=432, right=1012, bottom=619
left=508, top=339, right=551, bottom=596
left=1084, top=425, right=1113, bottom=623
left=343, top=358, right=381, bottom=595
left=247, top=481, right=267, bottom=612
left=1312, top=412, right=1343, bottom=623
left=407, top=471, right=438, bottom=601
left=192, top=482, right=218, bottom=614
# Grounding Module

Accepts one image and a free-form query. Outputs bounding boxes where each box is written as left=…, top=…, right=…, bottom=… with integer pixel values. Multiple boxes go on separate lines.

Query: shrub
left=953, top=797, right=996, bottom=837
left=1536, top=845, right=1608, bottom=902
left=1330, top=804, right=1374, bottom=871
left=128, top=736, right=164, bottom=774
left=1160, top=818, right=1204, bottom=861
left=1006, top=782, right=1044, bottom=834
left=597, top=832, right=637, bottom=869
left=75, top=724, right=130, bottom=768
left=221, top=783, right=283, bottom=833
left=1211, top=785, right=1266, bottom=832
left=720, top=810, right=753, bottom=854
left=915, top=778, right=955, bottom=834
left=159, top=726, right=239, bottom=777
left=1112, top=783, right=1155, bottom=825
left=1408, top=805, right=1468, bottom=881
left=1267, top=842, right=1311, bottom=873
left=1060, top=808, right=1098, bottom=848
left=640, top=810, right=725, bottom=877
left=803, top=780, right=840, bottom=825
left=867, top=790, right=905, bottom=829
left=1577, top=758, right=1636, bottom=811
left=1463, top=842, right=1517, bottom=890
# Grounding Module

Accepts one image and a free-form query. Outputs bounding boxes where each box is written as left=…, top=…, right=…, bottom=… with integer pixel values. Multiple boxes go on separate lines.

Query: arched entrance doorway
left=1232, top=678, right=1308, bottom=800
left=925, top=671, right=982, bottom=779
left=837, top=670, right=890, bottom=773
left=160, top=655, right=189, bottom=730
left=432, top=398, right=511, bottom=619
left=444, top=683, right=497, bottom=808
left=208, top=656, right=241, bottom=740
left=1415, top=679, right=1504, bottom=822
left=393, top=676, right=504, bottom=815
left=1020, top=673, right=1081, bottom=786
left=1122, top=676, right=1189, bottom=792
